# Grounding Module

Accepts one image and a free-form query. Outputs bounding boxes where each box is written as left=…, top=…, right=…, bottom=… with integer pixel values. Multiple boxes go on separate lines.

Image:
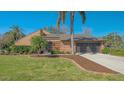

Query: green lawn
left=103, top=48, right=124, bottom=57
left=110, top=49, right=124, bottom=57
left=0, top=55, right=124, bottom=80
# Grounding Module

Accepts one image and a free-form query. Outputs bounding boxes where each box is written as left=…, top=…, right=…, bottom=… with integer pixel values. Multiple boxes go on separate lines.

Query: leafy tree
left=0, top=34, right=3, bottom=49
left=44, top=26, right=69, bottom=34
left=57, top=11, right=86, bottom=54
left=121, top=35, right=124, bottom=48
left=45, top=26, right=58, bottom=34
left=121, top=35, right=124, bottom=42
left=31, top=36, right=48, bottom=54
left=103, top=32, right=124, bottom=49
left=0, top=26, right=25, bottom=51
left=82, top=28, right=92, bottom=37
left=60, top=25, right=70, bottom=34
left=9, top=26, right=25, bottom=41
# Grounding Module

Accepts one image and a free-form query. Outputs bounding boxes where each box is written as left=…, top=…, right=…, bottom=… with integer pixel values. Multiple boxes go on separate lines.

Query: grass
left=110, top=49, right=124, bottom=57
left=0, top=55, right=124, bottom=80
left=102, top=48, right=124, bottom=57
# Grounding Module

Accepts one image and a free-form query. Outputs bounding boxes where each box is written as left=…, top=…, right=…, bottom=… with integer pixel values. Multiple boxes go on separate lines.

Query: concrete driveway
left=81, top=53, right=124, bottom=74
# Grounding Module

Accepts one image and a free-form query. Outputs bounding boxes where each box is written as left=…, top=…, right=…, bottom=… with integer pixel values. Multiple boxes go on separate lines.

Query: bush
left=0, top=50, right=5, bottom=55
left=102, top=47, right=110, bottom=54
left=0, top=49, right=10, bottom=55
left=66, top=51, right=71, bottom=54
left=11, top=46, right=30, bottom=54
left=31, top=36, right=48, bottom=53
left=50, top=50, right=64, bottom=54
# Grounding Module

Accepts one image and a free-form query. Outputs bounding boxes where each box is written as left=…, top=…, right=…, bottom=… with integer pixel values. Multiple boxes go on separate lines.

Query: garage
left=76, top=42, right=101, bottom=53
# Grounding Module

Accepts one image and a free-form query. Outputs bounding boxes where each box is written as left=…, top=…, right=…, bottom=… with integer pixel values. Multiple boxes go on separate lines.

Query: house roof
left=15, top=29, right=103, bottom=46
left=15, top=29, right=50, bottom=46
left=45, top=34, right=103, bottom=41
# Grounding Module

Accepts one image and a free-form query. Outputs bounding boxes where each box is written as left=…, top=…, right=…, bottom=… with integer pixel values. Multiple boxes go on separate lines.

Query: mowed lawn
left=0, top=55, right=124, bottom=80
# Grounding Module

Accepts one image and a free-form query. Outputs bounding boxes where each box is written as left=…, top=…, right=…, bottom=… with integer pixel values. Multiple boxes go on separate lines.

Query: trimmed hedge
left=11, top=46, right=31, bottom=54
left=102, top=47, right=110, bottom=54
left=50, top=50, right=64, bottom=54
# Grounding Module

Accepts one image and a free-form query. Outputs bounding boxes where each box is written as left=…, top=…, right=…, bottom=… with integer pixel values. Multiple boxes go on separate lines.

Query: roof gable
left=15, top=29, right=50, bottom=46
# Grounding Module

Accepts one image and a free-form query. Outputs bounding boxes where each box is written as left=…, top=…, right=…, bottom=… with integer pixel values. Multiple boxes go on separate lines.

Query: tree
left=9, top=25, right=25, bottom=41
left=57, top=11, right=86, bottom=54
left=121, top=35, right=124, bottom=42
left=103, top=32, right=123, bottom=49
left=82, top=28, right=92, bottom=37
left=45, top=26, right=60, bottom=34
left=44, top=26, right=69, bottom=34
left=60, top=25, right=70, bottom=34
left=121, top=35, right=124, bottom=48
left=0, top=34, right=3, bottom=49
left=31, top=36, right=48, bottom=54
left=0, top=26, right=25, bottom=51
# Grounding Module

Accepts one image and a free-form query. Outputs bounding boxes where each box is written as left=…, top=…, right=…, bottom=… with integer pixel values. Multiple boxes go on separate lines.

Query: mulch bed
left=31, top=54, right=119, bottom=74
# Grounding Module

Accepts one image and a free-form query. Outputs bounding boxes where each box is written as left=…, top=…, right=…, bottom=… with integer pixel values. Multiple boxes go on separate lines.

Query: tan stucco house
left=15, top=29, right=104, bottom=53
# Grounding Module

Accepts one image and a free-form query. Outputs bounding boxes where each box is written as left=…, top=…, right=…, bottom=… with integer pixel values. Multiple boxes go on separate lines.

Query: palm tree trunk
left=70, top=12, right=75, bottom=55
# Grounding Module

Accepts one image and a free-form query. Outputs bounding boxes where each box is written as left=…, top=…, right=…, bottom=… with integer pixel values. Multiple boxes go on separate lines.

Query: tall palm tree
left=57, top=11, right=86, bottom=54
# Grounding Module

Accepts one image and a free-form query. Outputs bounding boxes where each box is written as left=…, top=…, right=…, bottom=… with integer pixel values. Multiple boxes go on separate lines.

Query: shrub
left=11, top=46, right=30, bottom=54
left=102, top=48, right=124, bottom=57
left=31, top=36, right=48, bottom=54
left=66, top=51, right=71, bottom=54
left=50, top=50, right=64, bottom=54
left=102, top=47, right=110, bottom=54
left=0, top=50, right=5, bottom=55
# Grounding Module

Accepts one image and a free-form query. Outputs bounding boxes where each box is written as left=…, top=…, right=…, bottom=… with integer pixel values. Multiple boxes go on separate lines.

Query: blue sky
left=0, top=11, right=124, bottom=37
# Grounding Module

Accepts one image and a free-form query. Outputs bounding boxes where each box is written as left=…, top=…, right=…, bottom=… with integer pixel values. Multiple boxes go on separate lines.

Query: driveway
left=81, top=53, right=124, bottom=74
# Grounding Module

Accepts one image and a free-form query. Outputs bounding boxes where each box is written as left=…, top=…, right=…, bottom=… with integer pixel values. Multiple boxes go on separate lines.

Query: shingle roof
left=44, top=33, right=103, bottom=42
left=15, top=29, right=103, bottom=46
left=15, top=30, right=50, bottom=46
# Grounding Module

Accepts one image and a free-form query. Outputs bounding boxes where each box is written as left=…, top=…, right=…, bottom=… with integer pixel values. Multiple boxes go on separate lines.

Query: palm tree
left=57, top=11, right=86, bottom=54
left=10, top=26, right=25, bottom=41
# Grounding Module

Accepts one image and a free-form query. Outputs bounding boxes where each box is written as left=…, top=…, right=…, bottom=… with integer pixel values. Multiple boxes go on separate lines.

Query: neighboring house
left=15, top=29, right=104, bottom=53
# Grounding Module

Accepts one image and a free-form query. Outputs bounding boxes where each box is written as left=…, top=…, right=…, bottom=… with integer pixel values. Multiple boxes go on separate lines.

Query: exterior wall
left=50, top=40, right=78, bottom=54
left=47, top=40, right=61, bottom=51
left=52, top=40, right=104, bottom=53
left=59, top=41, right=72, bottom=53
left=99, top=42, right=105, bottom=53
left=57, top=41, right=76, bottom=53
left=51, top=40, right=61, bottom=50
